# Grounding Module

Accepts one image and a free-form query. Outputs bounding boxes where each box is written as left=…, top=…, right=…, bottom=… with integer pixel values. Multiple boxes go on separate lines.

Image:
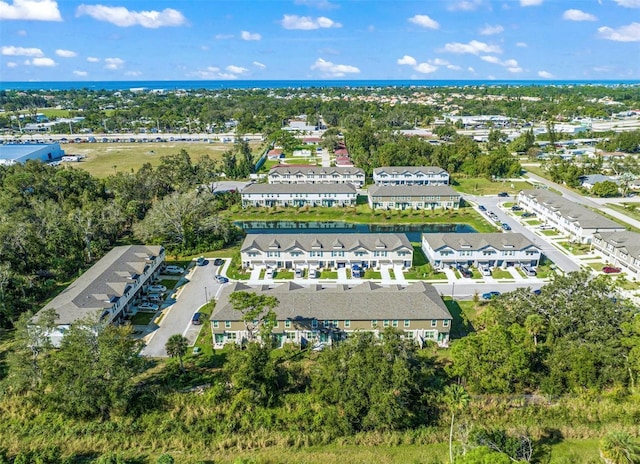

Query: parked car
left=521, top=212, right=536, bottom=218
left=479, top=266, right=492, bottom=277
left=164, top=265, right=185, bottom=274
left=603, top=266, right=622, bottom=274
left=511, top=205, right=522, bottom=211
left=265, top=268, right=275, bottom=279
left=502, top=223, right=512, bottom=231
left=213, top=258, right=224, bottom=266
left=532, top=289, right=542, bottom=295
left=196, top=256, right=206, bottom=266
left=538, top=224, right=554, bottom=230
left=192, top=312, right=203, bottom=325
left=522, top=265, right=537, bottom=276
left=457, top=266, right=472, bottom=278
left=497, top=192, right=509, bottom=197
left=352, top=265, right=362, bottom=278
left=147, top=285, right=166, bottom=294
left=295, top=268, right=303, bottom=278
left=138, top=302, right=159, bottom=311
left=482, top=291, right=501, bottom=300
left=309, top=268, right=318, bottom=279
left=214, top=275, right=229, bottom=284
left=478, top=205, right=487, bottom=212
left=147, top=293, right=163, bottom=303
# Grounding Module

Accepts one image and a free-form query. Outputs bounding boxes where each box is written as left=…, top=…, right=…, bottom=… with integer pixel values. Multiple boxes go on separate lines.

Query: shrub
left=156, top=454, right=175, bottom=464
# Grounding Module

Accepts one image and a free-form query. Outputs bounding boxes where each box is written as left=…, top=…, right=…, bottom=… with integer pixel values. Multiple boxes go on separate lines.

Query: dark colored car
left=192, top=312, right=203, bottom=325
left=602, top=266, right=621, bottom=274
left=497, top=192, right=509, bottom=197
left=521, top=212, right=536, bottom=218
left=458, top=266, right=472, bottom=278
left=478, top=205, right=487, bottom=212
left=532, top=289, right=542, bottom=295
left=214, top=275, right=229, bottom=284
left=213, top=258, right=224, bottom=266
left=482, top=291, right=501, bottom=300
left=502, top=223, right=512, bottom=231
left=511, top=205, right=522, bottom=211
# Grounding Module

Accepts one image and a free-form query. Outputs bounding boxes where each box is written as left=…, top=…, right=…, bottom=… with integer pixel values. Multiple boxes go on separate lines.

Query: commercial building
left=0, top=143, right=64, bottom=165
left=240, top=233, right=413, bottom=270
left=421, top=233, right=541, bottom=270
left=210, top=281, right=453, bottom=348
left=373, top=166, right=450, bottom=186
left=517, top=189, right=625, bottom=243
left=268, top=165, right=365, bottom=188
left=241, top=183, right=357, bottom=208
left=592, top=231, right=640, bottom=277
left=367, top=185, right=461, bottom=210
left=36, top=245, right=165, bottom=346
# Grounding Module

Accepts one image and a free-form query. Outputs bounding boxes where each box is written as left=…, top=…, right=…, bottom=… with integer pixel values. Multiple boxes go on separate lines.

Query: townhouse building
left=367, top=185, right=461, bottom=210
left=592, top=231, right=640, bottom=277
left=240, top=233, right=413, bottom=270
left=373, top=166, right=450, bottom=186
left=517, top=189, right=625, bottom=243
left=210, top=281, right=453, bottom=349
left=268, top=165, right=365, bottom=188
left=35, top=245, right=165, bottom=346
left=421, top=233, right=541, bottom=270
left=241, top=183, right=357, bottom=208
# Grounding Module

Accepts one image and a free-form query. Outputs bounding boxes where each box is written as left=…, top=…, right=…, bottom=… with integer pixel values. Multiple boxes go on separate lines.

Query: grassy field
left=63, top=141, right=262, bottom=178
left=452, top=176, right=532, bottom=196
left=607, top=203, right=640, bottom=223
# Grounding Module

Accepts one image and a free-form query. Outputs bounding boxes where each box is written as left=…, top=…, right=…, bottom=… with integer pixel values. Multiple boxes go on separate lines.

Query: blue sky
left=1, top=0, right=639, bottom=81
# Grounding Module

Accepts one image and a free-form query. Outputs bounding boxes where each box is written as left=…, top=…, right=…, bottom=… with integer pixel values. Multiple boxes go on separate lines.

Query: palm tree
left=600, top=431, right=640, bottom=464
left=444, top=384, right=470, bottom=464
left=525, top=314, right=545, bottom=346
left=166, top=334, right=189, bottom=372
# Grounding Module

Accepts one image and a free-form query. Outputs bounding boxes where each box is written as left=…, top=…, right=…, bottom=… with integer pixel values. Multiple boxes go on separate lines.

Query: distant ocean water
left=1, top=79, right=639, bottom=92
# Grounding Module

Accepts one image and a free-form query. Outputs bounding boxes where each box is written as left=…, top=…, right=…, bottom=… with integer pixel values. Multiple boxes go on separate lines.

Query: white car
left=147, top=285, right=166, bottom=294
left=309, top=268, right=318, bottom=279
left=538, top=224, right=554, bottom=231
left=479, top=266, right=492, bottom=277
left=164, top=265, right=185, bottom=274
left=265, top=268, right=274, bottom=279
left=138, top=302, right=159, bottom=311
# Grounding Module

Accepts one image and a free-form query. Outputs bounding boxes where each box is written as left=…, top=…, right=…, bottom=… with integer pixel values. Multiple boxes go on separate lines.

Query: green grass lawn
left=492, top=269, right=512, bottom=279
left=535, top=263, right=556, bottom=279
left=321, top=270, right=338, bottom=279
left=557, top=241, right=590, bottom=256
left=388, top=269, right=395, bottom=279
left=525, top=219, right=542, bottom=226
left=190, top=300, right=216, bottom=358
left=130, top=312, right=156, bottom=326
left=542, top=230, right=559, bottom=236
left=607, top=203, right=640, bottom=223
left=364, top=269, right=382, bottom=279
left=589, top=262, right=605, bottom=271
left=451, top=176, right=531, bottom=196
left=275, top=270, right=294, bottom=280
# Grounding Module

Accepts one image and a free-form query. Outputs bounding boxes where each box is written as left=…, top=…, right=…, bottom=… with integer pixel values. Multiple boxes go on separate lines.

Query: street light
left=451, top=281, right=455, bottom=300
left=205, top=286, right=209, bottom=303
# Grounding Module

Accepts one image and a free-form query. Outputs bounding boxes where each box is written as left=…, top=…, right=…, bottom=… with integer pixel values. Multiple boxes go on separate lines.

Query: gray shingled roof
left=242, top=183, right=356, bottom=194
left=269, top=166, right=364, bottom=176
left=373, top=166, right=447, bottom=176
left=368, top=184, right=460, bottom=197
left=211, top=281, right=452, bottom=321
left=594, top=231, right=640, bottom=259
left=423, top=233, right=539, bottom=252
left=519, top=189, right=623, bottom=230
left=38, top=245, right=163, bottom=325
left=241, top=233, right=412, bottom=253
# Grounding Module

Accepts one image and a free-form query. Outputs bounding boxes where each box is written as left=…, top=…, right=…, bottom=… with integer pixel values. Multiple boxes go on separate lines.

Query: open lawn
left=452, top=176, right=531, bottom=196
left=63, top=141, right=262, bottom=178
left=492, top=269, right=512, bottom=279
left=557, top=241, right=590, bottom=256
left=542, top=230, right=559, bottom=236
left=130, top=312, right=156, bottom=326
left=190, top=300, right=216, bottom=357
left=607, top=203, right=640, bottom=223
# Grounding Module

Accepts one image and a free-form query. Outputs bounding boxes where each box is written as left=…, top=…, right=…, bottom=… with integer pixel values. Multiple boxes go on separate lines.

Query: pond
left=235, top=220, right=476, bottom=242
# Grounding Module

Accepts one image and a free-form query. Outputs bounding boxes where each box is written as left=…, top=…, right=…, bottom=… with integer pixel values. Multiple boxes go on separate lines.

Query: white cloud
left=448, top=0, right=482, bottom=11
left=226, top=65, right=248, bottom=74
left=538, top=70, right=553, bottom=78
left=516, top=42, right=528, bottom=47
left=76, top=4, right=186, bottom=28
left=520, top=0, right=543, bottom=6
left=562, top=9, right=597, bottom=21
left=442, top=40, right=502, bottom=54
left=73, top=70, right=87, bottom=76
left=397, top=55, right=417, bottom=66
left=479, top=24, right=503, bottom=35
left=598, top=22, right=640, bottom=41
left=1, top=45, right=43, bottom=56
left=240, top=30, right=261, bottom=41
left=125, top=70, right=142, bottom=77
left=612, top=0, right=640, bottom=7
left=280, top=14, right=341, bottom=30
left=414, top=62, right=438, bottom=74
left=310, top=57, right=359, bottom=77
left=408, top=14, right=439, bottom=29
left=252, top=61, right=266, bottom=69
left=0, top=0, right=61, bottom=21
left=467, top=66, right=475, bottom=72
left=294, top=0, right=339, bottom=9
left=17, top=29, right=26, bottom=36
left=25, top=57, right=55, bottom=66
left=215, top=34, right=234, bottom=40
left=55, top=49, right=77, bottom=58
left=6, top=61, right=18, bottom=67
left=104, top=57, right=124, bottom=70
left=480, top=55, right=501, bottom=64
left=481, top=55, right=522, bottom=72
left=87, top=56, right=100, bottom=62
left=507, top=67, right=523, bottom=73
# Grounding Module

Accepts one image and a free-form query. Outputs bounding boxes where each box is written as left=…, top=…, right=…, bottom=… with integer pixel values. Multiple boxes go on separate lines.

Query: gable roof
left=211, top=281, right=452, bottom=321
left=373, top=166, right=448, bottom=176
left=269, top=166, right=364, bottom=176
left=242, top=183, right=356, bottom=195
left=422, top=233, right=539, bottom=252
left=368, top=184, right=460, bottom=198
left=241, top=233, right=412, bottom=253
left=594, top=231, right=640, bottom=259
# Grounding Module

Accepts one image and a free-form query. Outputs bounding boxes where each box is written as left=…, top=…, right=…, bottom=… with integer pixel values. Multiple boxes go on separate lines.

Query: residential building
left=35, top=245, right=165, bottom=346
left=592, top=231, right=640, bottom=277
left=421, top=233, right=541, bottom=269
left=268, top=165, right=365, bottom=188
left=241, top=183, right=357, bottom=208
left=517, top=189, right=625, bottom=243
left=241, top=233, right=413, bottom=270
left=0, top=143, right=64, bottom=165
left=373, top=166, right=449, bottom=186
left=210, top=281, right=453, bottom=348
left=367, top=185, right=461, bottom=210
left=579, top=174, right=619, bottom=190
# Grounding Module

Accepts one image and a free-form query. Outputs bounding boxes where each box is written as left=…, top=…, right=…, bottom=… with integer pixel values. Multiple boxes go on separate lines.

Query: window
left=285, top=320, right=291, bottom=328
left=392, top=320, right=398, bottom=327
left=213, top=321, right=219, bottom=328
left=312, top=319, right=318, bottom=328
left=225, top=321, right=231, bottom=329
left=333, top=320, right=338, bottom=327
left=431, top=319, right=437, bottom=327
left=371, top=319, right=378, bottom=327
left=345, top=320, right=350, bottom=328
left=383, top=320, right=389, bottom=327
left=273, top=321, right=279, bottom=328
left=443, top=320, right=450, bottom=327
left=404, top=319, right=410, bottom=327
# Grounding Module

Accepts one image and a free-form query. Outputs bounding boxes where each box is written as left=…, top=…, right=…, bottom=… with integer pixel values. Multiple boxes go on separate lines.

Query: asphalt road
left=432, top=281, right=543, bottom=300
left=141, top=259, right=227, bottom=357
left=464, top=194, right=581, bottom=273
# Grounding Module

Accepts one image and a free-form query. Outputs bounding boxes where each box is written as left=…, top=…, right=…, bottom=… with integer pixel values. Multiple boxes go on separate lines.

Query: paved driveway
left=141, top=259, right=226, bottom=357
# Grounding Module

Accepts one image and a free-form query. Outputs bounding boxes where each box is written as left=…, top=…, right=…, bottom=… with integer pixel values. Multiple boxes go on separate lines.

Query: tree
left=229, top=291, right=278, bottom=343
left=599, top=431, right=640, bottom=464
left=524, top=314, right=545, bottom=346
left=444, top=384, right=470, bottom=464
left=591, top=181, right=620, bottom=198
left=165, top=334, right=189, bottom=372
